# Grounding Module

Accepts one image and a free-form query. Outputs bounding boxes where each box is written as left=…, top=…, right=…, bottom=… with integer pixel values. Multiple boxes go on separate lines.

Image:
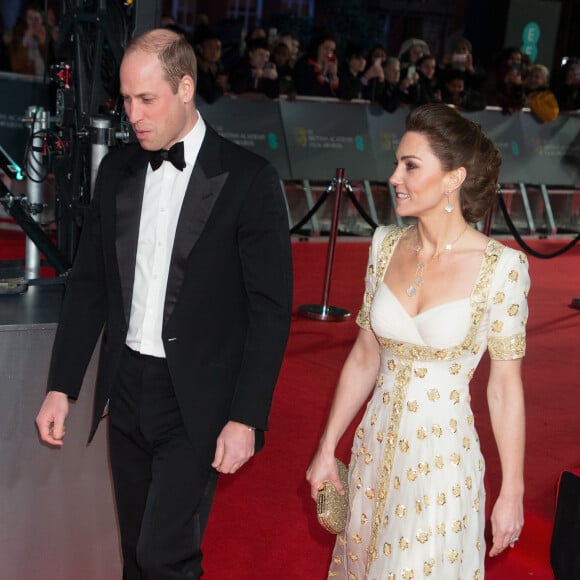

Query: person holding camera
left=439, top=37, right=486, bottom=93
left=229, top=37, right=280, bottom=99
left=488, top=46, right=526, bottom=113
left=293, top=30, right=340, bottom=98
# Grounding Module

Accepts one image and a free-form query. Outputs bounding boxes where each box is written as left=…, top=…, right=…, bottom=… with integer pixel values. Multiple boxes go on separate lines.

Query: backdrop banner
left=198, top=95, right=291, bottom=180
left=279, top=99, right=377, bottom=181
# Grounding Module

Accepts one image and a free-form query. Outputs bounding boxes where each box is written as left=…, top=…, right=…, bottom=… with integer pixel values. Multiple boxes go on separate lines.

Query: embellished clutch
left=316, top=459, right=349, bottom=534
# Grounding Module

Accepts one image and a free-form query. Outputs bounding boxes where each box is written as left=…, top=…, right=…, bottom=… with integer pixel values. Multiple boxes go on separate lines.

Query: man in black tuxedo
left=36, top=28, right=292, bottom=579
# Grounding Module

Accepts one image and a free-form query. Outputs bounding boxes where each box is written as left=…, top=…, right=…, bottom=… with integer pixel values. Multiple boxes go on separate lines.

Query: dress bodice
left=372, top=284, right=471, bottom=348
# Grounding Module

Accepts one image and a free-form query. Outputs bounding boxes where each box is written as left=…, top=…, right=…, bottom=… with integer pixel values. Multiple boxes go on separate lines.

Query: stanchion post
left=24, top=106, right=48, bottom=280
left=299, top=168, right=351, bottom=322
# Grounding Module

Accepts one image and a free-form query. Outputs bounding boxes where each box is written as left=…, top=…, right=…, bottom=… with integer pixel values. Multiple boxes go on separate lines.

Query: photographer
left=293, top=30, right=340, bottom=98
left=229, top=37, right=280, bottom=99
left=439, top=37, right=486, bottom=92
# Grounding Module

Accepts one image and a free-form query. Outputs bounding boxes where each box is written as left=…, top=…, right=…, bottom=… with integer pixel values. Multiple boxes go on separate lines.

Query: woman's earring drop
left=444, top=193, right=454, bottom=213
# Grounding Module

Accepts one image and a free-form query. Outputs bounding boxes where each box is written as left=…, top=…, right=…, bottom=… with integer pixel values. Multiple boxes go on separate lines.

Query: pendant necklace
left=406, top=223, right=469, bottom=298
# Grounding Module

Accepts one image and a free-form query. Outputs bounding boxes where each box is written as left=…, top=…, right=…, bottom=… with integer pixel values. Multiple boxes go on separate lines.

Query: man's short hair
left=126, top=28, right=197, bottom=91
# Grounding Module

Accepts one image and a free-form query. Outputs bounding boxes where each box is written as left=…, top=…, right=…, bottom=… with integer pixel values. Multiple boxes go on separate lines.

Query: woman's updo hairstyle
left=405, top=103, right=501, bottom=223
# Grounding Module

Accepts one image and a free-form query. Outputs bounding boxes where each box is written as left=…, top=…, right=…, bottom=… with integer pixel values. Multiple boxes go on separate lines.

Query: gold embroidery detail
left=432, top=424, right=443, bottom=437
left=383, top=543, right=392, bottom=556
left=387, top=359, right=396, bottom=371
left=407, top=468, right=417, bottom=481
left=449, top=363, right=461, bottom=375
left=452, top=484, right=461, bottom=497
left=508, top=269, right=519, bottom=282
left=493, top=291, right=505, bottom=303
left=435, top=455, right=444, bottom=469
left=448, top=549, right=459, bottom=563
left=407, top=400, right=418, bottom=412
left=453, top=520, right=462, bottom=533
left=488, top=333, right=526, bottom=359
left=399, top=537, right=410, bottom=550
left=394, top=476, right=401, bottom=490
left=395, top=504, right=406, bottom=518
left=399, top=439, right=410, bottom=452
left=449, top=418, right=458, bottom=432
left=437, top=492, right=446, bottom=505
left=356, top=428, right=364, bottom=439
left=417, top=427, right=427, bottom=440
left=491, top=320, right=504, bottom=333
left=450, top=390, right=460, bottom=404
left=436, top=522, right=446, bottom=536
left=427, top=389, right=440, bottom=401
left=416, top=529, right=429, bottom=543
left=418, top=462, right=430, bottom=475
left=367, top=361, right=411, bottom=572
left=424, top=559, right=435, bottom=575
left=402, top=569, right=415, bottom=579
left=414, top=367, right=427, bottom=378
left=508, top=304, right=519, bottom=316
left=463, top=437, right=471, bottom=450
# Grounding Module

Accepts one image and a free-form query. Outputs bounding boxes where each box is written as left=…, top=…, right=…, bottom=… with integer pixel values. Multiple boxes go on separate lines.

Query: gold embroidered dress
left=329, top=226, right=529, bottom=580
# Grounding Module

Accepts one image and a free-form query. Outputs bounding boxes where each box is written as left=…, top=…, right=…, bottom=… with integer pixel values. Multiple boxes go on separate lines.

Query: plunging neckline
left=382, top=283, right=470, bottom=320
left=382, top=232, right=492, bottom=320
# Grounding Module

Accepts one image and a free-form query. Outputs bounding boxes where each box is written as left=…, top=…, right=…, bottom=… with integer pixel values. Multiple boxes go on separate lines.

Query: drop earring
left=444, top=193, right=454, bottom=213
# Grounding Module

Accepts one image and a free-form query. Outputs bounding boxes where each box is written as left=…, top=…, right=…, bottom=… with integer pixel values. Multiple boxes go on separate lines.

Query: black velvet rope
left=344, top=182, right=379, bottom=230
left=497, top=190, right=580, bottom=259
left=288, top=181, right=333, bottom=234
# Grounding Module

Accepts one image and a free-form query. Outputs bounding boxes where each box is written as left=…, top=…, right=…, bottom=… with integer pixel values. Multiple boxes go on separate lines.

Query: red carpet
left=2, top=229, right=579, bottom=579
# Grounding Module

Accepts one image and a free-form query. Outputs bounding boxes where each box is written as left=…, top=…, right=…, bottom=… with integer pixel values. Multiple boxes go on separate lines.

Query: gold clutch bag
left=316, top=459, right=349, bottom=534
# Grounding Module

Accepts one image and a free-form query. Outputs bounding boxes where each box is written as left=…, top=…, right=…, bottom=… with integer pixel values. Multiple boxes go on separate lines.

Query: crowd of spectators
left=1, top=5, right=578, bottom=120
left=185, top=22, right=578, bottom=121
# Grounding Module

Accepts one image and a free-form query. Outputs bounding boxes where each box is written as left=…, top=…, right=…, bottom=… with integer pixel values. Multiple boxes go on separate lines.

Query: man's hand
left=211, top=420, right=255, bottom=474
left=35, top=391, right=69, bottom=446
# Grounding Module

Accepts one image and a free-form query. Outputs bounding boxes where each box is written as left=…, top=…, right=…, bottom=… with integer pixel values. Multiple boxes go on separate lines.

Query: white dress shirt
left=126, top=115, right=207, bottom=357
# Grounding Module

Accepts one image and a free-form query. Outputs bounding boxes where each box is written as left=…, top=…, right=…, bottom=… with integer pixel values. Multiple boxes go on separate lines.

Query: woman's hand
left=306, top=449, right=343, bottom=500
left=489, top=493, right=524, bottom=556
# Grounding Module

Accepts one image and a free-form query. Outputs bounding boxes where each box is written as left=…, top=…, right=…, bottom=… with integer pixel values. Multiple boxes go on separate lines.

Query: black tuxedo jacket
left=48, top=125, right=293, bottom=451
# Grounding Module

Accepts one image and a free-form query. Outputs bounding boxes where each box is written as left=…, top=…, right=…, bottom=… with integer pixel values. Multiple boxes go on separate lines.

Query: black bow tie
left=149, top=141, right=186, bottom=171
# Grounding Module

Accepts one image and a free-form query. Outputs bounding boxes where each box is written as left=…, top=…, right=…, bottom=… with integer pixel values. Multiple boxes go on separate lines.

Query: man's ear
left=179, top=74, right=195, bottom=103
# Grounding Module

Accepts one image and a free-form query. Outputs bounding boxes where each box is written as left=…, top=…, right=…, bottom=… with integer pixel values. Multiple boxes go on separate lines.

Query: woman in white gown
left=307, top=103, right=529, bottom=579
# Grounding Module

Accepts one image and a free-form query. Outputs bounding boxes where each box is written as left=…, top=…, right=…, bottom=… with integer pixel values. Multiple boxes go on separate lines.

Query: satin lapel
left=164, top=134, right=229, bottom=327
left=115, top=150, right=148, bottom=325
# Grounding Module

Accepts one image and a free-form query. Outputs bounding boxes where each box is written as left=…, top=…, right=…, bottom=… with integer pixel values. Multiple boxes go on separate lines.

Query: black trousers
left=108, top=346, right=219, bottom=580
